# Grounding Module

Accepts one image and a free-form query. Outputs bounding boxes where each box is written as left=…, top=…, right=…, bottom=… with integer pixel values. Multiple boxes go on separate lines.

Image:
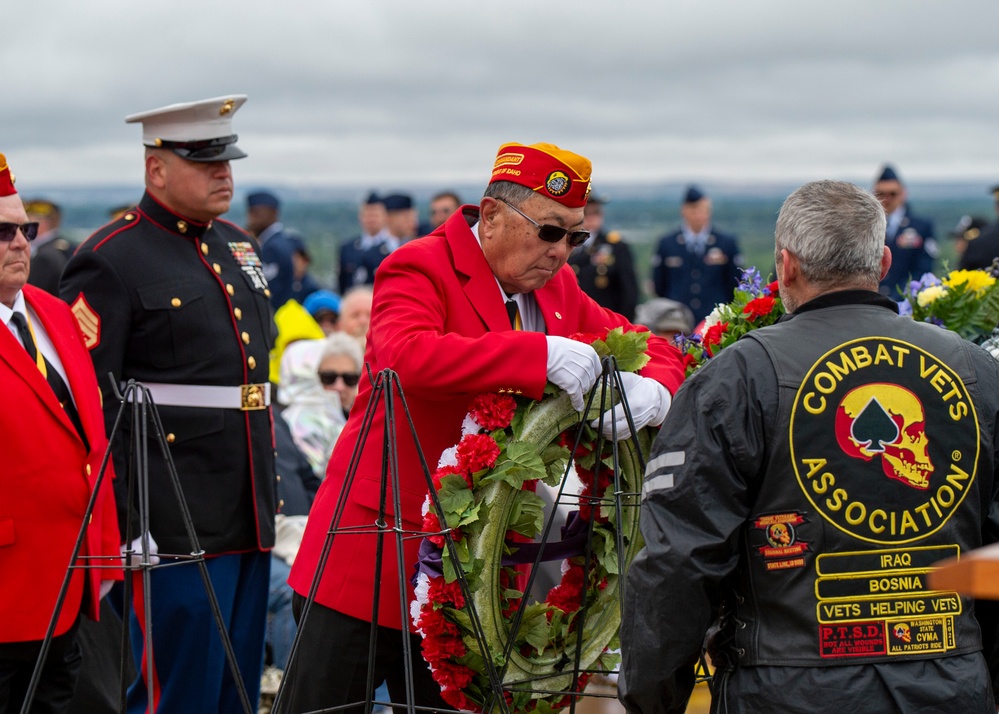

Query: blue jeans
left=267, top=555, right=296, bottom=670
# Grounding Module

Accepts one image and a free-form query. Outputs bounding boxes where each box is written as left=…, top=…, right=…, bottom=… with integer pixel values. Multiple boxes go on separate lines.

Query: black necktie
left=505, top=300, right=521, bottom=330
left=10, top=312, right=88, bottom=446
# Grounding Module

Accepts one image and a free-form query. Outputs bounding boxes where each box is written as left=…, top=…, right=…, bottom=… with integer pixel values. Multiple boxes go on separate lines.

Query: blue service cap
left=876, top=165, right=900, bottom=183
left=364, top=192, right=383, bottom=205
left=247, top=191, right=280, bottom=209
left=683, top=185, right=705, bottom=204
left=303, top=290, right=341, bottom=317
left=382, top=193, right=414, bottom=211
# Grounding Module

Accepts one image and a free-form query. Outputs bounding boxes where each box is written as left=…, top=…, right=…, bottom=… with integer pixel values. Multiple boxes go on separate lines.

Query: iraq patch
left=70, top=293, right=100, bottom=350
left=228, top=241, right=269, bottom=291
left=790, top=337, right=978, bottom=546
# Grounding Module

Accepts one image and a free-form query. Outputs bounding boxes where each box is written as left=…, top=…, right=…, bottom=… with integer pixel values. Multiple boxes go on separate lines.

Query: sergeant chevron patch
left=70, top=293, right=101, bottom=350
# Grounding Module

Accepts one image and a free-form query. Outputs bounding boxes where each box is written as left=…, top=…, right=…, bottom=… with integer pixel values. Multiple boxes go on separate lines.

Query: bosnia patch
left=70, top=293, right=100, bottom=350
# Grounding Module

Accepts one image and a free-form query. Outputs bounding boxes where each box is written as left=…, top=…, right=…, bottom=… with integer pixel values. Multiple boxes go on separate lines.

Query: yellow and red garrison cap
left=0, top=154, right=21, bottom=211
left=489, top=142, right=591, bottom=208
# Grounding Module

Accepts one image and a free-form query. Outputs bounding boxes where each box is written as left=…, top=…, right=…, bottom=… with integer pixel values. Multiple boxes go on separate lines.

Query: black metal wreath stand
left=20, top=379, right=254, bottom=714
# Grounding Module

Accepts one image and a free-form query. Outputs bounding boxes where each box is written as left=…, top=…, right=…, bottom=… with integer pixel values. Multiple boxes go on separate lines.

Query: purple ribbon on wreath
left=413, top=510, right=589, bottom=584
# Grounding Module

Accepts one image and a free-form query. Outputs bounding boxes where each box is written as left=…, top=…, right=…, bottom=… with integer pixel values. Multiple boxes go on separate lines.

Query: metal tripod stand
left=20, top=379, right=255, bottom=714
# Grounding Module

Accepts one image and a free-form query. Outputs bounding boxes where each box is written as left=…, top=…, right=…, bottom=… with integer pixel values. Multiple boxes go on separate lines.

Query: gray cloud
left=5, top=0, right=999, bottom=187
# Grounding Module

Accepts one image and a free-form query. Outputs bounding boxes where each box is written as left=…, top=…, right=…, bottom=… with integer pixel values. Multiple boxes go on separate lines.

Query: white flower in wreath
left=703, top=304, right=725, bottom=329
left=411, top=572, right=432, bottom=632
left=461, top=414, right=481, bottom=436
left=437, top=445, right=458, bottom=469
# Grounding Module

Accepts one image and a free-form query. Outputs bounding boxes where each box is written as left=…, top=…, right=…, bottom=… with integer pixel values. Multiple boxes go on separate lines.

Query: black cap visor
left=152, top=135, right=247, bottom=162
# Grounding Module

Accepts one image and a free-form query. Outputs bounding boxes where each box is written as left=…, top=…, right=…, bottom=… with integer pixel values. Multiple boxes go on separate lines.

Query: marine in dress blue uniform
left=60, top=95, right=276, bottom=714
left=958, top=185, right=999, bottom=271
left=24, top=199, right=77, bottom=297
left=568, top=194, right=639, bottom=318
left=247, top=190, right=298, bottom=309
left=874, top=165, right=937, bottom=296
left=338, top=192, right=395, bottom=294
left=650, top=186, right=742, bottom=323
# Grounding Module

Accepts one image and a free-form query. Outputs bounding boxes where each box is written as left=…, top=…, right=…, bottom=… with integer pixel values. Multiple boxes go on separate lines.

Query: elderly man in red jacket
left=285, top=142, right=685, bottom=712
left=0, top=153, right=121, bottom=713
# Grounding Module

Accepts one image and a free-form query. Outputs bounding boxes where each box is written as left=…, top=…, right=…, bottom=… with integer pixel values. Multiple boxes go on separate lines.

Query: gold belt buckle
left=240, top=384, right=266, bottom=411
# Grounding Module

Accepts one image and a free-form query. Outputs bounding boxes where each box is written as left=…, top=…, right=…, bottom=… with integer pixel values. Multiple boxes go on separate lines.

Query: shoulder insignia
left=607, top=231, right=622, bottom=244
left=71, top=293, right=101, bottom=350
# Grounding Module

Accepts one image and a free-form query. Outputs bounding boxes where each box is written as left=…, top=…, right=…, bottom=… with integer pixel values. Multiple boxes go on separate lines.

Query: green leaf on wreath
left=482, top=441, right=547, bottom=489
left=437, top=474, right=480, bottom=529
left=507, top=489, right=546, bottom=538
left=441, top=536, right=471, bottom=582
left=521, top=603, right=553, bottom=654
left=593, top=529, right=620, bottom=576
left=540, top=443, right=570, bottom=486
left=596, top=327, right=651, bottom=373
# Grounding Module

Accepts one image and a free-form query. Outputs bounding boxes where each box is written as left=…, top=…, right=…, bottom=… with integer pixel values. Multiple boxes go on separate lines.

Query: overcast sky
left=4, top=0, right=999, bottom=192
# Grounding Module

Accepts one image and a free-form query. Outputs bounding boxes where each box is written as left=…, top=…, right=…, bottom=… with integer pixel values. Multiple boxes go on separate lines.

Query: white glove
left=545, top=336, right=601, bottom=412
left=99, top=579, right=115, bottom=600
left=121, top=532, right=161, bottom=568
left=591, top=372, right=672, bottom=439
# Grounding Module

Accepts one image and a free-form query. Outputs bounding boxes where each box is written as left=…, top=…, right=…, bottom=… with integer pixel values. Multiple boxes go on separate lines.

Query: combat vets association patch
left=70, top=293, right=101, bottom=350
left=790, top=337, right=978, bottom=545
left=227, top=241, right=269, bottom=291
left=545, top=170, right=571, bottom=197
left=752, top=511, right=810, bottom=570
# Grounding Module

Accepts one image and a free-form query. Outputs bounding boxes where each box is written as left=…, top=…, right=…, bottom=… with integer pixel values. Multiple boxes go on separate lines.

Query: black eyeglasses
left=0, top=222, right=39, bottom=242
left=496, top=198, right=590, bottom=248
left=319, top=370, right=361, bottom=388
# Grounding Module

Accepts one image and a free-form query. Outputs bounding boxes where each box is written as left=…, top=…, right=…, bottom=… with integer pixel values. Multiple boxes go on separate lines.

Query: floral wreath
left=411, top=327, right=654, bottom=713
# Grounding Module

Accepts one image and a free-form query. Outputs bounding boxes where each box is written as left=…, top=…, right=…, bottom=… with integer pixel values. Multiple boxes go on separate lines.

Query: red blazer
left=0, top=285, right=121, bottom=643
left=290, top=208, right=684, bottom=630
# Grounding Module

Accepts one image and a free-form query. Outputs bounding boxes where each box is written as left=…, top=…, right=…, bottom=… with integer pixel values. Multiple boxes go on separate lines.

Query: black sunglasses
left=496, top=198, right=590, bottom=248
left=319, top=370, right=361, bottom=388
left=0, top=222, right=39, bottom=242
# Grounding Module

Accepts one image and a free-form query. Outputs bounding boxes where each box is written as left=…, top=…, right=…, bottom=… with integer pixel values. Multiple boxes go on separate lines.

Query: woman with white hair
left=316, top=332, right=364, bottom=422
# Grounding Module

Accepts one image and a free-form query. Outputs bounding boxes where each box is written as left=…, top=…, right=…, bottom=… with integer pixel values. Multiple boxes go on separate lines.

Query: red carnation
left=468, top=393, right=517, bottom=431
left=765, top=280, right=780, bottom=296
left=422, top=631, right=467, bottom=665
left=428, top=576, right=466, bottom=609
left=432, top=463, right=466, bottom=491
left=701, top=321, right=729, bottom=357
left=422, top=510, right=445, bottom=547
left=743, top=295, right=776, bottom=322
left=546, top=562, right=586, bottom=614
left=439, top=681, right=479, bottom=712
left=456, top=434, right=501, bottom=474
left=418, top=606, right=460, bottom=638
left=431, top=660, right=476, bottom=694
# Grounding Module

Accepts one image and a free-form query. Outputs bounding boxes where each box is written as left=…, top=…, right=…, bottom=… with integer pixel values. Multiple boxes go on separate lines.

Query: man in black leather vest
left=620, top=180, right=999, bottom=713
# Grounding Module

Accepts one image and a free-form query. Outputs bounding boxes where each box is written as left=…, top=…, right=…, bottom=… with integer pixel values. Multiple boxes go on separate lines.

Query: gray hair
left=483, top=180, right=536, bottom=207
left=318, top=332, right=364, bottom=372
left=775, top=180, right=886, bottom=288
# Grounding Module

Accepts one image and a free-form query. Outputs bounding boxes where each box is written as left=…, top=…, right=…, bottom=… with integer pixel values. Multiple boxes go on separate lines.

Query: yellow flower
left=943, top=269, right=995, bottom=295
left=916, top=284, right=948, bottom=307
